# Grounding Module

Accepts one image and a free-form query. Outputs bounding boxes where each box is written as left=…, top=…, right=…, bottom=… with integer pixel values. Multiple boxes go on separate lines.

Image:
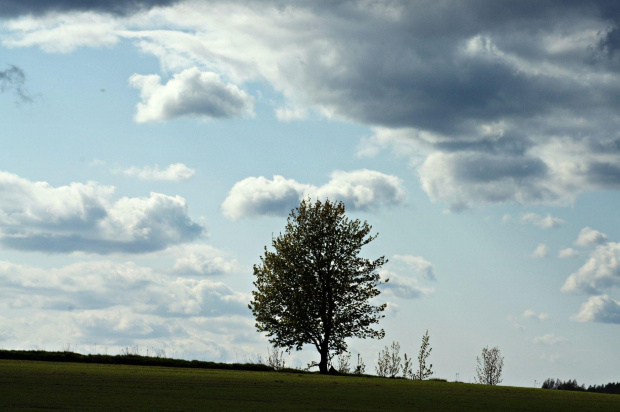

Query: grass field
left=2, top=360, right=619, bottom=411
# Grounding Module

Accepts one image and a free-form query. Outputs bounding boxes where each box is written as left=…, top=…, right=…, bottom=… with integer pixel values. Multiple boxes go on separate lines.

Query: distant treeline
left=0, top=349, right=272, bottom=372
left=542, top=378, right=620, bottom=395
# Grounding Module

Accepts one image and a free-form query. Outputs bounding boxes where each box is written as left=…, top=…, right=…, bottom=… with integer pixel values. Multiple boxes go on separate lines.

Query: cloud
left=221, top=175, right=307, bottom=220
left=378, top=270, right=433, bottom=300
left=123, top=163, right=195, bottom=181
left=2, top=13, right=122, bottom=53
left=521, top=213, right=564, bottom=229
left=0, top=171, right=203, bottom=254
left=275, top=105, right=308, bottom=122
left=522, top=310, right=549, bottom=321
left=558, top=248, right=579, bottom=259
left=533, top=334, right=567, bottom=345
left=575, top=227, right=609, bottom=248
left=171, top=244, right=241, bottom=276
left=9, top=2, right=620, bottom=205
left=572, top=294, right=620, bottom=324
left=222, top=169, right=405, bottom=220
left=0, top=65, right=32, bottom=103
left=129, top=68, right=254, bottom=122
left=0, top=259, right=249, bottom=317
left=0, top=0, right=179, bottom=17
left=392, top=255, right=436, bottom=281
left=562, top=242, right=620, bottom=294
left=532, top=243, right=549, bottom=259
left=0, top=258, right=255, bottom=353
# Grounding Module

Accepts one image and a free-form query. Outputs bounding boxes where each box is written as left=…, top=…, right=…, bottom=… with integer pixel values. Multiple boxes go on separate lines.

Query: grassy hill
left=2, top=358, right=619, bottom=411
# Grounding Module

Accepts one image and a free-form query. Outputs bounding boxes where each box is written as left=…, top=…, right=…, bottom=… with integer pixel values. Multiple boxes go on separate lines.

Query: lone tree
left=475, top=346, right=504, bottom=385
left=249, top=198, right=387, bottom=374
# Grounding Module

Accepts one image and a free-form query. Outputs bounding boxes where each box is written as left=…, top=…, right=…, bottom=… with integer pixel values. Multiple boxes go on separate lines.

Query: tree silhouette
left=414, top=330, right=433, bottom=380
left=249, top=198, right=387, bottom=374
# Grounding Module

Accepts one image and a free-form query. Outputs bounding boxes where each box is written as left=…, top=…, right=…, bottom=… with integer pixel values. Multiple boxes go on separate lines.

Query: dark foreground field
left=1, top=360, right=619, bottom=411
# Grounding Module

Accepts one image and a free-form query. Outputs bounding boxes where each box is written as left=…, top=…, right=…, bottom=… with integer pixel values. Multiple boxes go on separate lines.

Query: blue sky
left=1, top=0, right=620, bottom=386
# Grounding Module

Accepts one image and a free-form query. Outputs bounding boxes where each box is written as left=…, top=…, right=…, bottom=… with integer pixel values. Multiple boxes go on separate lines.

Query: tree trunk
left=319, top=343, right=329, bottom=374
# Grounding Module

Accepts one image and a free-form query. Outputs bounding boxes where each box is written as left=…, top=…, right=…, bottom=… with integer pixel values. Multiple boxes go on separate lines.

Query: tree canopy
left=249, top=198, right=387, bottom=374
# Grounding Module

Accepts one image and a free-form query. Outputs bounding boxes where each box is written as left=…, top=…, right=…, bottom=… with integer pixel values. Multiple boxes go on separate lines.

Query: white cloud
left=558, top=248, right=579, bottom=259
left=572, top=294, right=620, bottom=324
left=2, top=12, right=121, bottom=53
left=222, top=169, right=405, bottom=220
left=129, top=67, right=254, bottom=122
left=532, top=243, right=549, bottom=259
left=123, top=163, right=195, bottom=181
left=171, top=244, right=241, bottom=276
left=378, top=270, right=433, bottom=300
left=0, top=171, right=203, bottom=254
left=356, top=127, right=424, bottom=166
left=221, top=175, right=308, bottom=220
left=392, top=255, right=436, bottom=281
left=533, top=334, right=567, bottom=345
left=521, top=213, right=564, bottom=229
left=0, top=258, right=258, bottom=357
left=522, top=310, right=549, bottom=321
left=562, top=242, right=620, bottom=294
left=575, top=227, right=608, bottom=248
left=0, top=258, right=251, bottom=324
left=315, top=170, right=406, bottom=211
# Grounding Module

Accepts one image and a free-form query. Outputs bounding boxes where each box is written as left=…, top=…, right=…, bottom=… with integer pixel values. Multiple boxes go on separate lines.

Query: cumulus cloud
left=222, top=169, right=405, bottom=220
left=221, top=175, right=307, bottom=220
left=562, top=242, right=620, bottom=294
left=533, top=334, right=567, bottom=345
left=521, top=213, right=564, bottom=229
left=8, top=2, right=620, bottom=206
left=572, top=294, right=620, bottom=324
left=392, top=255, right=436, bottom=281
left=129, top=68, right=254, bottom=122
left=0, top=171, right=203, bottom=254
left=575, top=227, right=609, bottom=248
left=532, top=243, right=549, bottom=259
left=123, top=163, right=195, bottom=181
left=558, top=248, right=579, bottom=259
left=0, top=65, right=31, bottom=103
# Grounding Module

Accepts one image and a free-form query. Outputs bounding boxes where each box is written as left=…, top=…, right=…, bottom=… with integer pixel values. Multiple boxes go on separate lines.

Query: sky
left=1, top=0, right=620, bottom=387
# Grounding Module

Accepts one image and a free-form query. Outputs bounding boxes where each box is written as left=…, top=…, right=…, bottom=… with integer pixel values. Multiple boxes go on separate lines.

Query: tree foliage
left=413, top=330, right=433, bottom=380
left=376, top=341, right=402, bottom=378
left=475, top=346, right=504, bottom=385
left=249, top=198, right=387, bottom=374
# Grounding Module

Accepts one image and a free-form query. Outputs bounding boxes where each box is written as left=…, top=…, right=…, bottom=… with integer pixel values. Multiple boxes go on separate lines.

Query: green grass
left=1, top=360, right=619, bottom=411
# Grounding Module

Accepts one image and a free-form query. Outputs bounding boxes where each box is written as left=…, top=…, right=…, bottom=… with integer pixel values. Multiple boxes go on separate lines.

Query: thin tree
left=413, top=330, right=433, bottom=380
left=475, top=346, right=504, bottom=385
left=249, top=198, right=387, bottom=374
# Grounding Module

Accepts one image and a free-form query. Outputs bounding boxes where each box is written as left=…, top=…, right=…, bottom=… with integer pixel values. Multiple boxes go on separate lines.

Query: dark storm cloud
left=0, top=0, right=179, bottom=17
left=289, top=0, right=618, bottom=137
left=0, top=65, right=32, bottom=103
